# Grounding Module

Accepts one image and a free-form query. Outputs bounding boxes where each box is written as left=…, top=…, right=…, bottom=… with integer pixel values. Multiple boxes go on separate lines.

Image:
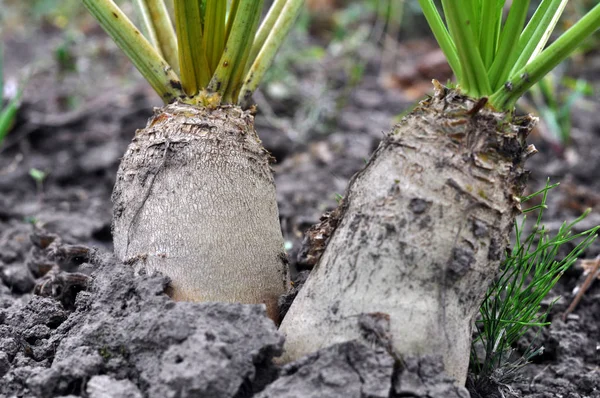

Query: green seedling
left=24, top=216, right=39, bottom=226
left=29, top=168, right=47, bottom=194
left=55, top=35, right=78, bottom=74
left=471, top=180, right=599, bottom=386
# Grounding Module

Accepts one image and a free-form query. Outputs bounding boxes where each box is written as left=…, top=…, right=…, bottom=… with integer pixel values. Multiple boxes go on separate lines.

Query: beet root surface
left=112, top=103, right=287, bottom=320
left=279, top=88, right=535, bottom=384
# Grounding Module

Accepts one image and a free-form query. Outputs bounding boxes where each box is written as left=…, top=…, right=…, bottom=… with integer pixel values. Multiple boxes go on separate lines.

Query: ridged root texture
left=279, top=88, right=535, bottom=385
left=112, top=103, right=287, bottom=321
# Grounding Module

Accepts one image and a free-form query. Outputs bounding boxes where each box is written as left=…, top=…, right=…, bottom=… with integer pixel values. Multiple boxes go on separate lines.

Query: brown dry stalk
left=563, top=255, right=600, bottom=320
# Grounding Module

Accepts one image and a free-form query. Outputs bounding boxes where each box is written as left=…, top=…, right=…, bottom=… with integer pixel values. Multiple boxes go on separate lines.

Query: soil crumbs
left=1, top=31, right=600, bottom=398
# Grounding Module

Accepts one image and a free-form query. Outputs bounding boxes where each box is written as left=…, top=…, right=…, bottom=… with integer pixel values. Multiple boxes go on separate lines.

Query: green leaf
left=225, top=0, right=241, bottom=42
left=29, top=168, right=47, bottom=182
left=0, top=36, right=25, bottom=147
left=465, top=0, right=482, bottom=46
left=246, top=0, right=287, bottom=72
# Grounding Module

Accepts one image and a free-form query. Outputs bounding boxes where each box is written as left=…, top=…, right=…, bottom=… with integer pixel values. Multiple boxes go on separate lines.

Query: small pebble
left=566, top=313, right=580, bottom=322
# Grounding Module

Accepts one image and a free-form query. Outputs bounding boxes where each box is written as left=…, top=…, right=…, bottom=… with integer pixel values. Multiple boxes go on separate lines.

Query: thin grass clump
left=471, top=180, right=599, bottom=388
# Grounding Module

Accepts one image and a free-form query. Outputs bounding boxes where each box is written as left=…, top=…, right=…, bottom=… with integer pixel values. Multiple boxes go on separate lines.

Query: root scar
left=125, top=139, right=171, bottom=257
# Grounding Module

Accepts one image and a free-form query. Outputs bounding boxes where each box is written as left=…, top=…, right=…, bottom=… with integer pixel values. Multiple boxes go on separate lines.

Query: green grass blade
left=133, top=0, right=160, bottom=49
left=204, top=0, right=227, bottom=75
left=174, top=0, right=210, bottom=95
left=417, top=0, right=462, bottom=85
left=207, top=0, right=264, bottom=98
left=494, top=319, right=550, bottom=327
left=146, top=0, right=179, bottom=75
left=511, top=0, right=569, bottom=77
left=82, top=0, right=183, bottom=103
left=490, top=4, right=600, bottom=110
left=472, top=179, right=599, bottom=381
left=521, top=182, right=559, bottom=204
left=237, top=0, right=304, bottom=105
left=488, top=0, right=531, bottom=91
left=441, top=0, right=491, bottom=97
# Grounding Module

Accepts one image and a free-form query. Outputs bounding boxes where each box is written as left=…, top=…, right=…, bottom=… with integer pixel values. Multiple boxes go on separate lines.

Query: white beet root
left=280, top=88, right=535, bottom=384
left=112, top=103, right=288, bottom=321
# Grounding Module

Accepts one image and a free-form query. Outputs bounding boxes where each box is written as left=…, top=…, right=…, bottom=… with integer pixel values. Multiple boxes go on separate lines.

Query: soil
left=1, top=10, right=600, bottom=398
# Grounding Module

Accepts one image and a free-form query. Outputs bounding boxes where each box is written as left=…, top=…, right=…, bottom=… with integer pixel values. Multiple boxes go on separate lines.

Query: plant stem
left=488, top=0, right=531, bottom=91
left=490, top=3, right=600, bottom=110
left=479, top=0, right=502, bottom=69
left=132, top=0, right=160, bottom=50
left=174, top=0, right=210, bottom=96
left=563, top=256, right=600, bottom=320
left=246, top=0, right=287, bottom=71
left=224, top=4, right=263, bottom=103
left=465, top=0, right=481, bottom=46
left=417, top=0, right=462, bottom=84
left=225, top=0, right=241, bottom=42
left=145, top=0, right=179, bottom=75
left=238, top=0, right=304, bottom=105
left=510, top=0, right=568, bottom=78
left=204, top=0, right=227, bottom=75
left=207, top=0, right=263, bottom=99
left=82, top=0, right=183, bottom=103
left=441, top=0, right=490, bottom=97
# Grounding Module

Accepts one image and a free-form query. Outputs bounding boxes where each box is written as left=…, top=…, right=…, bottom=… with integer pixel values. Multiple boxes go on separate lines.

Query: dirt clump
left=1, top=233, right=283, bottom=398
